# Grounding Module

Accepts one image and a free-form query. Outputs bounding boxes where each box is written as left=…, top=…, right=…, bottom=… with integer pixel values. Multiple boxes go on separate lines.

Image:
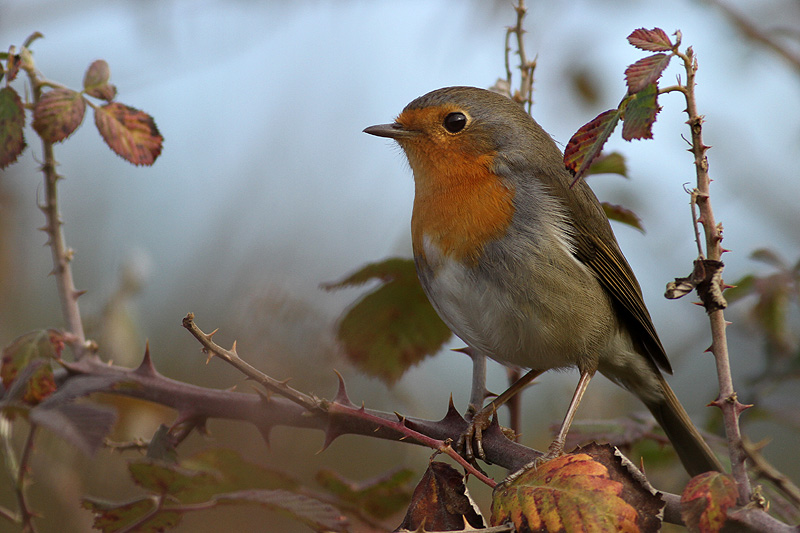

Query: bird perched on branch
left=364, top=86, right=721, bottom=476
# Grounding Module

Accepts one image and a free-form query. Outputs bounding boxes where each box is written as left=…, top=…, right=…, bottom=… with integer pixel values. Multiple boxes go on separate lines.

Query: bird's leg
left=543, top=370, right=594, bottom=460
left=467, top=351, right=488, bottom=416
left=502, top=370, right=595, bottom=486
left=459, top=367, right=544, bottom=461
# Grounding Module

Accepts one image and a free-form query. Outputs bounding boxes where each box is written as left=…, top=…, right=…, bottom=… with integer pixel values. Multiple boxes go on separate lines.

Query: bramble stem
left=676, top=44, right=751, bottom=502
left=21, top=63, right=87, bottom=358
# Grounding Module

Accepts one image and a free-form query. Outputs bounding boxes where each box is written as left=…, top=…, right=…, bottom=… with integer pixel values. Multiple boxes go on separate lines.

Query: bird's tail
left=644, top=374, right=723, bottom=477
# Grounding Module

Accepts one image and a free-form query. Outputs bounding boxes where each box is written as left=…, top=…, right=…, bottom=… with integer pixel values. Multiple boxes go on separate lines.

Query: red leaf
left=33, top=88, right=86, bottom=143
left=681, top=472, right=738, bottom=532
left=564, top=108, right=622, bottom=181
left=0, top=86, right=26, bottom=168
left=83, top=59, right=117, bottom=101
left=94, top=102, right=163, bottom=166
left=628, top=28, right=673, bottom=52
left=622, top=84, right=660, bottom=140
left=625, top=53, right=671, bottom=94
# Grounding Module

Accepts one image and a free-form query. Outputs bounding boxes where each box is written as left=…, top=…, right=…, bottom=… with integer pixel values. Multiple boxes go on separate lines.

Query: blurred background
left=1, top=0, right=799, bottom=531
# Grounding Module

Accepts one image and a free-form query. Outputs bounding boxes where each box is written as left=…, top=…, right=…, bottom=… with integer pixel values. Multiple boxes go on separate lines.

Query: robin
left=364, top=86, right=722, bottom=476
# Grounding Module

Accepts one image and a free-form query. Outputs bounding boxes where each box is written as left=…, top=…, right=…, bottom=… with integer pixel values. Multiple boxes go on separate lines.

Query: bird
left=363, top=86, right=722, bottom=477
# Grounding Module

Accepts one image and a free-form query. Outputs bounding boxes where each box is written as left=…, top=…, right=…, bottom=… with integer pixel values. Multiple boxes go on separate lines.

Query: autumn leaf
left=83, top=59, right=117, bottom=101
left=493, top=454, right=640, bottom=532
left=323, top=258, right=452, bottom=385
left=628, top=28, right=673, bottom=52
left=1, top=329, right=65, bottom=405
left=0, top=86, right=26, bottom=168
left=33, top=88, right=87, bottom=143
left=681, top=472, right=738, bottom=532
left=5, top=46, right=20, bottom=82
left=94, top=102, right=163, bottom=166
left=564, top=108, right=623, bottom=182
left=625, top=53, right=671, bottom=94
left=397, top=462, right=484, bottom=531
left=622, top=84, right=660, bottom=141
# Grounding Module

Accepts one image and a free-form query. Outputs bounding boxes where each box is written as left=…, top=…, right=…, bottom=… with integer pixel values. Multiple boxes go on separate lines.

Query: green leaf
left=750, top=248, right=787, bottom=269
left=601, top=202, right=644, bottom=232
left=585, top=152, right=627, bottom=178
left=0, top=86, right=26, bottom=168
left=625, top=53, right=671, bottom=94
left=628, top=28, right=673, bottom=52
left=724, top=274, right=756, bottom=303
left=622, top=83, right=660, bottom=140
left=564, top=108, right=623, bottom=181
left=214, top=489, right=348, bottom=532
left=32, top=88, right=86, bottom=143
left=82, top=498, right=180, bottom=533
left=324, top=258, right=452, bottom=385
left=316, top=468, right=413, bottom=519
left=130, top=448, right=299, bottom=504
left=94, top=102, right=163, bottom=166
left=84, top=449, right=348, bottom=532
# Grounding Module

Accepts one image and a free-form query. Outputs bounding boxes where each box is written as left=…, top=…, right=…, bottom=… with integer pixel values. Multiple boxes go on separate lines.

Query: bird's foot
left=455, top=403, right=495, bottom=463
left=501, top=439, right=565, bottom=487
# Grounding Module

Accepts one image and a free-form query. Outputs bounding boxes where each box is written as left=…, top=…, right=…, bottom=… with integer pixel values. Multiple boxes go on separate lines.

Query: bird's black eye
left=443, top=112, right=467, bottom=133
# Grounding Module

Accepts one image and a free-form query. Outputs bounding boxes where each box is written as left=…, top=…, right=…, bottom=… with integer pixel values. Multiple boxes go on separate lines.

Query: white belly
left=419, top=238, right=617, bottom=372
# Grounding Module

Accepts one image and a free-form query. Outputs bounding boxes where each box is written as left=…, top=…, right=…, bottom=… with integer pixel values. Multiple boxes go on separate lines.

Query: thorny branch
left=19, top=57, right=88, bottom=360
left=667, top=35, right=753, bottom=503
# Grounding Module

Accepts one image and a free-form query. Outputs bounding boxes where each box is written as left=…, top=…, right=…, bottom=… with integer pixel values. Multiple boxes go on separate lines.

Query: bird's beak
left=363, top=123, right=416, bottom=139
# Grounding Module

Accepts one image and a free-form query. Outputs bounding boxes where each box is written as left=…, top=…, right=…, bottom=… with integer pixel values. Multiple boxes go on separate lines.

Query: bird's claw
left=456, top=403, right=496, bottom=463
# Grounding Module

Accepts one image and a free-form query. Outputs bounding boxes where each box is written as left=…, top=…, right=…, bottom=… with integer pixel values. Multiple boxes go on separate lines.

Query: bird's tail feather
left=644, top=374, right=723, bottom=477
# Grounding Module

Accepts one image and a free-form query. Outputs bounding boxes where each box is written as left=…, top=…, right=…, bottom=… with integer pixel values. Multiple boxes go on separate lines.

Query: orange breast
left=409, top=148, right=515, bottom=265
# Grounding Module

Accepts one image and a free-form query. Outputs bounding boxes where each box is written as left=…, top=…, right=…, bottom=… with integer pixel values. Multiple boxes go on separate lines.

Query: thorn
left=692, top=301, right=704, bottom=306
left=205, top=350, right=214, bottom=364
left=332, top=370, right=354, bottom=407
left=207, top=328, right=219, bottom=339
left=230, top=340, right=237, bottom=355
left=720, top=248, right=731, bottom=254
left=708, top=398, right=723, bottom=409
left=73, top=289, right=88, bottom=299
left=37, top=225, right=48, bottom=232
left=451, top=346, right=474, bottom=358
left=725, top=321, right=733, bottom=326
left=133, top=341, right=159, bottom=377
left=257, top=426, right=272, bottom=448
left=704, top=345, right=713, bottom=353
